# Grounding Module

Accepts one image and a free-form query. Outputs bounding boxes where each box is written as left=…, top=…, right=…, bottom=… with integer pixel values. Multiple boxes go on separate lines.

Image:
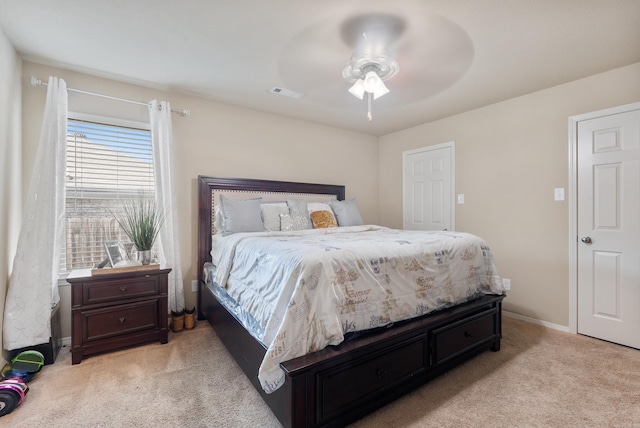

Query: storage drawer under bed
left=432, top=309, right=497, bottom=365
left=316, top=334, right=428, bottom=424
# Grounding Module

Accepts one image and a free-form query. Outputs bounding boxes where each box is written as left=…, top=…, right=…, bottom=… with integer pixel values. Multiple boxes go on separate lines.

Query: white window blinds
left=62, top=116, right=154, bottom=272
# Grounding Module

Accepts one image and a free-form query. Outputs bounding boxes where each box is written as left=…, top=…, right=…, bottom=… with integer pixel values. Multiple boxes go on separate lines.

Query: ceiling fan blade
left=340, top=13, right=406, bottom=57
left=277, top=3, right=474, bottom=109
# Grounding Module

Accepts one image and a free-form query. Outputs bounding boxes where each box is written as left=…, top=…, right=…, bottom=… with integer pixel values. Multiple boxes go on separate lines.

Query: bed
left=197, top=175, right=506, bottom=428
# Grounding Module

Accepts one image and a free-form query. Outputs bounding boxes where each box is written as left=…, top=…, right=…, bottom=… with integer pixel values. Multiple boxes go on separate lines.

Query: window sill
left=58, top=274, right=71, bottom=287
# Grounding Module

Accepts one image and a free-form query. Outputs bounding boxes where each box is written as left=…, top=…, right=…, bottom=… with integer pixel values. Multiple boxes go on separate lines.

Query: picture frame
left=104, top=241, right=125, bottom=267
left=95, top=257, right=110, bottom=269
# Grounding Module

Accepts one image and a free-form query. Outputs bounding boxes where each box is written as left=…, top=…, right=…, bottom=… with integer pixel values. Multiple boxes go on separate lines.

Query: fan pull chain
left=367, top=92, right=373, bottom=122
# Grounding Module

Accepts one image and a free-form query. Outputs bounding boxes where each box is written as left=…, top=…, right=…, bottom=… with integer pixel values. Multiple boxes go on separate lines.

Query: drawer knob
left=120, top=286, right=127, bottom=292
left=464, top=331, right=472, bottom=338
left=119, top=317, right=126, bottom=323
left=376, top=368, right=387, bottom=379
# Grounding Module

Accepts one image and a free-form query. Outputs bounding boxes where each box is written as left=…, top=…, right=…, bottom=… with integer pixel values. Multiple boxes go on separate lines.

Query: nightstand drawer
left=83, top=300, right=159, bottom=342
left=433, top=309, right=496, bottom=365
left=83, top=276, right=160, bottom=305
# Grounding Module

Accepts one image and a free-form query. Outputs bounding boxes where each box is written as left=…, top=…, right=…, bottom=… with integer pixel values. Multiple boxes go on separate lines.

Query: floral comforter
left=212, top=225, right=504, bottom=393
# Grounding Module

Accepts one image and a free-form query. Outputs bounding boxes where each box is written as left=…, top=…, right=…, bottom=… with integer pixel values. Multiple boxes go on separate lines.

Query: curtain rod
left=30, top=77, right=191, bottom=117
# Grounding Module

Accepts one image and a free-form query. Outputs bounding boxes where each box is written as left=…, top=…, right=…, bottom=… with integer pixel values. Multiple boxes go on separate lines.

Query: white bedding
left=212, top=225, right=504, bottom=393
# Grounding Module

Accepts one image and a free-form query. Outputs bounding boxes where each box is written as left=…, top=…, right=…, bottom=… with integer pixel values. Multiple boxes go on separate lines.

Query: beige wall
left=378, top=62, right=640, bottom=326
left=0, top=28, right=22, bottom=361
left=21, top=61, right=379, bottom=338
left=16, top=59, right=640, bottom=337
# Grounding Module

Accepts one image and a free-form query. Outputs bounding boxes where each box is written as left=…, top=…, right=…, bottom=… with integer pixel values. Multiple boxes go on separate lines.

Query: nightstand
left=67, top=267, right=170, bottom=364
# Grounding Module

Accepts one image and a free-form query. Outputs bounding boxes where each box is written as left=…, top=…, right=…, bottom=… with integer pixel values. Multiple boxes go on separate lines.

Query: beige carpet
left=3, top=316, right=639, bottom=427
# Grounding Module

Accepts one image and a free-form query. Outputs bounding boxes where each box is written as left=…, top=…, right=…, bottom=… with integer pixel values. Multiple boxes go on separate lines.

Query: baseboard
left=503, top=311, right=570, bottom=333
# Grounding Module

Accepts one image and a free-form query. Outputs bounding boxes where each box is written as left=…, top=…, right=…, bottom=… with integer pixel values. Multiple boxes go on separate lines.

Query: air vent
left=269, top=87, right=303, bottom=99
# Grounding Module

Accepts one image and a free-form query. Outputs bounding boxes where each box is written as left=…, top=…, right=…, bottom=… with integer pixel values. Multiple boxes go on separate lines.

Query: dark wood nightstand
left=67, top=267, right=170, bottom=364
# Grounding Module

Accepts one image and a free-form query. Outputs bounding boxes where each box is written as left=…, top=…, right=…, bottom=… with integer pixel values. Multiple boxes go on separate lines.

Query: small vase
left=138, top=250, right=152, bottom=265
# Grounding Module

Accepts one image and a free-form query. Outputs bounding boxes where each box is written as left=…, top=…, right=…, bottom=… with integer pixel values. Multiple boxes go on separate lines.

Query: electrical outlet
left=191, top=279, right=198, bottom=292
left=502, top=278, right=511, bottom=291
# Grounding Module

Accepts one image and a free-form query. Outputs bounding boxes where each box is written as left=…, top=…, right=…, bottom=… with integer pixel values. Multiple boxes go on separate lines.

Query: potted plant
left=112, top=198, right=164, bottom=265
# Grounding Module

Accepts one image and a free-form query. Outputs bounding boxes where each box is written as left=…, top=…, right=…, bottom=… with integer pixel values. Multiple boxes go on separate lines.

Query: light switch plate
left=457, top=194, right=464, bottom=204
left=554, top=188, right=565, bottom=201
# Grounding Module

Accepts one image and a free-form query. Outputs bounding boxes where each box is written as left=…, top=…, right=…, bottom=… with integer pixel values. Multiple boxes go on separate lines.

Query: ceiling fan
left=277, top=3, right=474, bottom=124
left=341, top=14, right=405, bottom=121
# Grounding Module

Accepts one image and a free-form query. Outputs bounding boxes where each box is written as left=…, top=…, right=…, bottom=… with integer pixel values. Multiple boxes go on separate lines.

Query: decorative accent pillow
left=331, top=199, right=364, bottom=227
left=261, top=202, right=288, bottom=232
left=280, top=214, right=311, bottom=232
left=310, top=210, right=338, bottom=229
left=286, top=199, right=312, bottom=229
left=219, top=195, right=264, bottom=235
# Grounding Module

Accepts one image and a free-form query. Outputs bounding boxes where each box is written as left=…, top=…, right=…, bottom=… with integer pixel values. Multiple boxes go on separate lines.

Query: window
left=62, top=114, right=154, bottom=272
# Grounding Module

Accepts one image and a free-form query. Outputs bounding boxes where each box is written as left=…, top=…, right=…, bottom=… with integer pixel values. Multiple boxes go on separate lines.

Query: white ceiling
left=1, top=0, right=639, bottom=136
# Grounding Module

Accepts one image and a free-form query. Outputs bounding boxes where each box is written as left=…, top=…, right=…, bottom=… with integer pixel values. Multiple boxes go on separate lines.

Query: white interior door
left=403, top=142, right=454, bottom=231
left=577, top=109, right=640, bottom=349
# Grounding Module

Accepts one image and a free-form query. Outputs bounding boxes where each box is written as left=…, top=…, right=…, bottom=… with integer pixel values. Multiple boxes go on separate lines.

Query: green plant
left=112, top=198, right=164, bottom=251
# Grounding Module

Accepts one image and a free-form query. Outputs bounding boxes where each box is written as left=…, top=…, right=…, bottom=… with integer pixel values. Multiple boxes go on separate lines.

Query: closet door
left=403, top=142, right=454, bottom=231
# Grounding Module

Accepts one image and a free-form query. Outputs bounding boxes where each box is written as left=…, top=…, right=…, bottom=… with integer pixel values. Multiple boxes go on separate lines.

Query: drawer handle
left=376, top=368, right=387, bottom=379
left=119, top=317, right=126, bottom=323
left=464, top=331, right=472, bottom=338
left=120, top=286, right=127, bottom=292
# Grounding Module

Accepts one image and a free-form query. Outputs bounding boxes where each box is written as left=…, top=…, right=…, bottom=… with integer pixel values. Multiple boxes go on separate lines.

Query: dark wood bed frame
left=197, top=175, right=505, bottom=428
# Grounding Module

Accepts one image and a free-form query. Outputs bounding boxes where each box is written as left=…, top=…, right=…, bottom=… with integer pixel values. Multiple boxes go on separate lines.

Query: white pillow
left=219, top=195, right=264, bottom=235
left=307, top=202, right=334, bottom=214
left=261, top=202, right=288, bottom=231
left=213, top=205, right=224, bottom=234
left=287, top=199, right=308, bottom=216
left=331, top=199, right=364, bottom=227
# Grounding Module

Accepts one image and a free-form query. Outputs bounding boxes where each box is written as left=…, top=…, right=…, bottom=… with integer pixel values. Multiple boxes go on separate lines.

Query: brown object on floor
left=170, top=310, right=184, bottom=332
left=184, top=307, right=196, bottom=330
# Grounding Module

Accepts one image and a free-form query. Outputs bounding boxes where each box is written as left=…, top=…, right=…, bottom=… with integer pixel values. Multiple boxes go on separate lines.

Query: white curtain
left=3, top=77, right=67, bottom=350
left=149, top=100, right=185, bottom=312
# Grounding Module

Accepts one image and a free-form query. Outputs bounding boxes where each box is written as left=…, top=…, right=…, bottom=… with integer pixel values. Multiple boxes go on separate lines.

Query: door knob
left=581, top=236, right=592, bottom=244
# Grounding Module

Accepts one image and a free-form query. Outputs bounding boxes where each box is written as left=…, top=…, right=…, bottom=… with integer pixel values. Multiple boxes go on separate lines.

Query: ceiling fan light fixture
left=363, top=71, right=390, bottom=99
left=343, top=54, right=398, bottom=121
left=362, top=70, right=381, bottom=92
left=348, top=79, right=365, bottom=99
left=373, top=83, right=389, bottom=100
left=342, top=54, right=399, bottom=83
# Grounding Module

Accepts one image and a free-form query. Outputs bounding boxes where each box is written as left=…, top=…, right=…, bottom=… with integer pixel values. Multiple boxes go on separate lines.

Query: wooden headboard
left=196, top=176, right=345, bottom=283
